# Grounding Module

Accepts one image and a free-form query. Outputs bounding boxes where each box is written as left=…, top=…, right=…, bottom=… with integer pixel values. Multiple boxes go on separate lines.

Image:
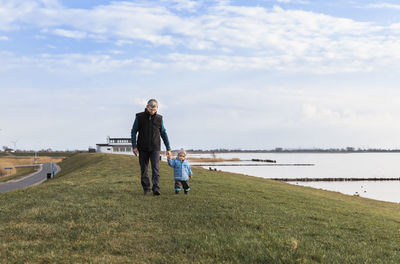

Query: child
left=167, top=149, right=193, bottom=194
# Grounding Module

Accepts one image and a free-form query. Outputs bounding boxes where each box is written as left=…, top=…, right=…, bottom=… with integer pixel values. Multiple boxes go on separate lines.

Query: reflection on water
left=293, top=181, right=400, bottom=203
left=188, top=152, right=400, bottom=203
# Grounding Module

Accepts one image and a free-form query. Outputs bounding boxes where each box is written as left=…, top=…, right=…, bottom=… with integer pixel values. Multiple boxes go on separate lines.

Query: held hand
left=133, top=147, right=139, bottom=156
left=189, top=175, right=192, bottom=179
left=166, top=151, right=171, bottom=158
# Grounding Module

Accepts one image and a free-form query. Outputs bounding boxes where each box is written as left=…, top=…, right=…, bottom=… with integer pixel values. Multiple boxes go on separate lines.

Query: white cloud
left=389, top=23, right=400, bottom=33
left=0, top=36, right=9, bottom=40
left=161, top=0, right=202, bottom=11
left=38, top=0, right=62, bottom=9
left=53, top=28, right=87, bottom=39
left=45, top=2, right=183, bottom=46
left=299, top=92, right=400, bottom=134
left=2, top=1, right=400, bottom=74
left=302, top=104, right=351, bottom=125
left=116, top=40, right=134, bottom=46
left=0, top=52, right=138, bottom=73
left=277, top=0, right=309, bottom=3
left=0, top=1, right=35, bottom=30
left=134, top=98, right=148, bottom=107
left=364, top=3, right=400, bottom=9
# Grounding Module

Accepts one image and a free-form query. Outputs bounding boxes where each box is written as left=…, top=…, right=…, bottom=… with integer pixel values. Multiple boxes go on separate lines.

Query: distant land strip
left=185, top=148, right=400, bottom=153
left=271, top=177, right=400, bottom=182
left=193, top=163, right=315, bottom=166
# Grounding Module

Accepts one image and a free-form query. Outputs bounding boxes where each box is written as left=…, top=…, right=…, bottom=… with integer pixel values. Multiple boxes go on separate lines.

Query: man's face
left=178, top=154, right=185, bottom=161
left=146, top=105, right=158, bottom=115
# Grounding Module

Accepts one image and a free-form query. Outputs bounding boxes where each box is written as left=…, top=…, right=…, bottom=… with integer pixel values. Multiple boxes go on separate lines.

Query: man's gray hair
left=147, top=99, right=158, bottom=108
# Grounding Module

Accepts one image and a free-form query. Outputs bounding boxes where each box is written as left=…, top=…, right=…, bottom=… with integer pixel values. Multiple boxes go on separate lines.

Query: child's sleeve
left=168, top=158, right=175, bottom=167
left=188, top=163, right=193, bottom=176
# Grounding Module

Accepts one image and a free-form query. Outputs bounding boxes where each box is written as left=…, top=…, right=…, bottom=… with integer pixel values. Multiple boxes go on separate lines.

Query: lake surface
left=188, top=152, right=400, bottom=203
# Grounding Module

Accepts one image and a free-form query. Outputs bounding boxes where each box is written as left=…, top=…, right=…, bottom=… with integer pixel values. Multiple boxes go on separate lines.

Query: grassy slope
left=0, top=153, right=399, bottom=264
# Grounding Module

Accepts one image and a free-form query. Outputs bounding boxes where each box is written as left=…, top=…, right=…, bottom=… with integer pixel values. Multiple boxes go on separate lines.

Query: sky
left=1, top=0, right=400, bottom=151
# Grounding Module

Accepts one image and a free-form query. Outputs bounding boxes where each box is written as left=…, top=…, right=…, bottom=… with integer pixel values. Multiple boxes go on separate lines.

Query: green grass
left=0, top=166, right=38, bottom=182
left=0, top=153, right=399, bottom=263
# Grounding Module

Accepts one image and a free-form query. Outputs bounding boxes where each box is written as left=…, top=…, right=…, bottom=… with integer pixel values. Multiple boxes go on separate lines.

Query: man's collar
left=144, top=108, right=157, bottom=116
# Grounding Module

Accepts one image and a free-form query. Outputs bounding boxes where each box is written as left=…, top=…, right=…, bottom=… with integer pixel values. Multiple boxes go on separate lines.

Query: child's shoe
left=175, top=190, right=179, bottom=194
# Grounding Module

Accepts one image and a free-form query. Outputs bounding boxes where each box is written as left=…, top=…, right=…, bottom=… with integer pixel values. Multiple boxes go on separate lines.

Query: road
left=0, top=163, right=57, bottom=193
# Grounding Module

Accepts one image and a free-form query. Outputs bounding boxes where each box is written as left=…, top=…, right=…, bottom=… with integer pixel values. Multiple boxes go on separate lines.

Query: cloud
left=2, top=1, right=400, bottom=74
left=134, top=98, right=148, bottom=107
left=0, top=1, right=34, bottom=30
left=161, top=0, right=202, bottom=11
left=0, top=36, right=9, bottom=40
left=302, top=104, right=351, bottom=125
left=299, top=92, right=400, bottom=134
left=277, top=0, right=309, bottom=4
left=52, top=28, right=87, bottom=39
left=43, top=2, right=183, bottom=46
left=363, top=3, right=400, bottom=9
left=0, top=51, right=136, bottom=73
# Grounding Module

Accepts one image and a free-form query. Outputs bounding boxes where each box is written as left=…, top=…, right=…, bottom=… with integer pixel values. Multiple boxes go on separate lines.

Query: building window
left=113, top=147, right=119, bottom=152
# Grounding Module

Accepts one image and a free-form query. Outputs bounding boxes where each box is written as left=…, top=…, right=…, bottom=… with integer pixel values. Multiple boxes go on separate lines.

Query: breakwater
left=271, top=177, right=400, bottom=182
left=193, top=163, right=314, bottom=166
left=249, top=158, right=276, bottom=163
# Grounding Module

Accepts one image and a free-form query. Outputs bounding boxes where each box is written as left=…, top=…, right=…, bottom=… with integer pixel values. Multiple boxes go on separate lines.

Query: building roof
left=96, top=143, right=132, bottom=146
left=97, top=137, right=132, bottom=146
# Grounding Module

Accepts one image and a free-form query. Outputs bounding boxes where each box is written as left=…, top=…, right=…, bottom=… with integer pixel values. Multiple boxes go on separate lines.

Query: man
left=131, top=99, right=171, bottom=195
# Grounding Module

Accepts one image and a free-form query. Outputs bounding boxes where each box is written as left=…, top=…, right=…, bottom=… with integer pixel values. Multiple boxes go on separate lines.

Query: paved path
left=0, top=163, right=59, bottom=193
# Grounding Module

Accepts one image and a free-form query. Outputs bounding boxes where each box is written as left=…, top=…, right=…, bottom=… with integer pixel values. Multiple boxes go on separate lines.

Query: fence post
left=52, top=163, right=55, bottom=178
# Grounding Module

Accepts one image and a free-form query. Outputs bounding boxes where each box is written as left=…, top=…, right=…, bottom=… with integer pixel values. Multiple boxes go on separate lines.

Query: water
left=188, top=152, right=400, bottom=203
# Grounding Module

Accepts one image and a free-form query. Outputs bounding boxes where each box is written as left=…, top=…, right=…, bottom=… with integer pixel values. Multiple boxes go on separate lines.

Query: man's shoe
left=144, top=190, right=150, bottom=195
left=153, top=190, right=161, bottom=196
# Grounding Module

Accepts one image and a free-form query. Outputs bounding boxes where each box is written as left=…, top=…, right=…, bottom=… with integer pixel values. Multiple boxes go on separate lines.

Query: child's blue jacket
left=167, top=158, right=193, bottom=181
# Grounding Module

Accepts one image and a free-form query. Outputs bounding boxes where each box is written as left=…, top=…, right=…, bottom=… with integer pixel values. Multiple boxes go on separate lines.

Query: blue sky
left=1, top=0, right=400, bottom=150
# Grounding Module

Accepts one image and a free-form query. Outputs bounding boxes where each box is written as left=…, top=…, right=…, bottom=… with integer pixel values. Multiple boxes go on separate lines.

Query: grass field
left=0, top=156, right=65, bottom=179
left=0, top=166, right=38, bottom=182
left=0, top=152, right=77, bottom=157
left=0, top=153, right=399, bottom=263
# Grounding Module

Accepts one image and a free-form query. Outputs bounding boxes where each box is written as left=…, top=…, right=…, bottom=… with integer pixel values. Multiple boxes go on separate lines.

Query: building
left=88, top=148, right=96, bottom=153
left=96, top=137, right=133, bottom=155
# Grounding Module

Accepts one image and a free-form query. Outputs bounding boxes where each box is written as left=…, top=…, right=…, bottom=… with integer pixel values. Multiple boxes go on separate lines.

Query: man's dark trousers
left=139, top=150, right=160, bottom=192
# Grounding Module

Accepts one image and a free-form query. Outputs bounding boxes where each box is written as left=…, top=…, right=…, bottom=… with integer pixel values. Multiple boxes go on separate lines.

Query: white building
left=96, top=137, right=133, bottom=155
